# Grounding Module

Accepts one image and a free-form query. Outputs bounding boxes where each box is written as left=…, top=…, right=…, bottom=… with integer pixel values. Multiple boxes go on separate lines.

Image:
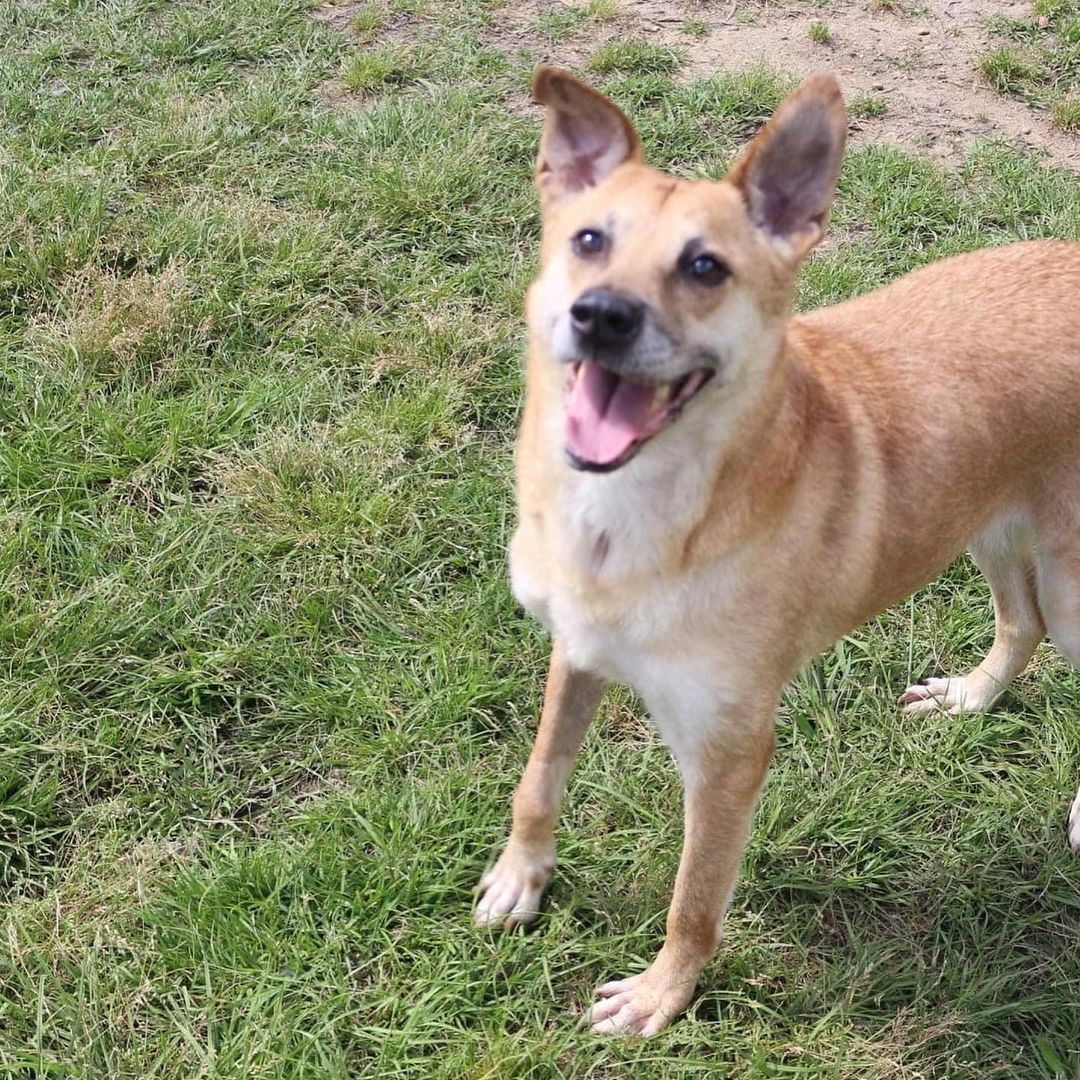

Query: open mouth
left=563, top=360, right=714, bottom=472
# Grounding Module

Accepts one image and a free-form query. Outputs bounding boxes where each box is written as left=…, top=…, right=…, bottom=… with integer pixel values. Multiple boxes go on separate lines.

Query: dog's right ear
left=532, top=66, right=642, bottom=206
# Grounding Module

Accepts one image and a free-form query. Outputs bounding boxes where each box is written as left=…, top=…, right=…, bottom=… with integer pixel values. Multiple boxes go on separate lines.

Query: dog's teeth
left=652, top=384, right=672, bottom=409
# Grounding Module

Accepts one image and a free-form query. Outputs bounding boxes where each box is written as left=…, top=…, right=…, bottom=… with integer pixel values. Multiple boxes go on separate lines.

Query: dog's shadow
left=683, top=844, right=1080, bottom=1057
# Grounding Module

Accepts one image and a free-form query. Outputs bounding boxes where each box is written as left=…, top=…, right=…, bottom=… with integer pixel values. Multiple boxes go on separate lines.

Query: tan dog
left=475, top=66, right=1080, bottom=1036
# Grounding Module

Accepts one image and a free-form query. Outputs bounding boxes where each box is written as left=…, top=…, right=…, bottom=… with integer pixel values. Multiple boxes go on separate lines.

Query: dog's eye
left=684, top=254, right=729, bottom=286
left=572, top=229, right=607, bottom=258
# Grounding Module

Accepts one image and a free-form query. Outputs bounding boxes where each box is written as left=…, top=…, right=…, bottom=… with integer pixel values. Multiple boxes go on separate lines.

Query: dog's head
left=526, top=67, right=847, bottom=474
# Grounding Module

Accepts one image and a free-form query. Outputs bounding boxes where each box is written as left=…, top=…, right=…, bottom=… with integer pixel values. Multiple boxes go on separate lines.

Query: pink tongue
left=565, top=362, right=660, bottom=466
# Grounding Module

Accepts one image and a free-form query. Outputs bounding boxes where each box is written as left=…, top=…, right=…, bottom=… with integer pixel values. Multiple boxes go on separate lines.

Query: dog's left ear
left=532, top=66, right=642, bottom=206
left=726, top=74, right=847, bottom=264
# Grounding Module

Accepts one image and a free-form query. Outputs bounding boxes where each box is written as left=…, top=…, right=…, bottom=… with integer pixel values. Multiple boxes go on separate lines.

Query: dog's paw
left=581, top=967, right=696, bottom=1037
left=474, top=842, right=554, bottom=929
left=1069, top=787, right=1080, bottom=854
left=899, top=676, right=993, bottom=715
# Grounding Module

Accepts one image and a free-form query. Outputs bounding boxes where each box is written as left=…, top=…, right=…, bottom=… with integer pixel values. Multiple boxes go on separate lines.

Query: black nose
left=570, top=289, right=644, bottom=350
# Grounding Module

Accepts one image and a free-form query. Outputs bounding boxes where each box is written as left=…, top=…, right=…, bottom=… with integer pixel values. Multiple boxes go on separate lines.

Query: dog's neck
left=664, top=341, right=810, bottom=568
left=518, top=334, right=811, bottom=590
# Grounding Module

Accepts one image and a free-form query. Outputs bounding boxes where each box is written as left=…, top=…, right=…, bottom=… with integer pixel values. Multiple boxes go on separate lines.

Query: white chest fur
left=509, top=478, right=761, bottom=773
left=509, top=453, right=720, bottom=683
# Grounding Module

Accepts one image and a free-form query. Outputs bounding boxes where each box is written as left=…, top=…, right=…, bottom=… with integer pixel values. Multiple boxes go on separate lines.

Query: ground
left=1, top=0, right=1079, bottom=1077
left=479, top=0, right=1080, bottom=168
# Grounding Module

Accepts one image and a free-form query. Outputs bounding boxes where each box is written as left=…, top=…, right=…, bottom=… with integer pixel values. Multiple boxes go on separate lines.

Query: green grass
left=981, top=0, right=1080, bottom=122
left=808, top=20, right=833, bottom=43
left=587, top=0, right=618, bottom=20
left=981, top=45, right=1044, bottom=94
left=1, top=0, right=1080, bottom=1075
left=850, top=92, right=889, bottom=118
left=534, top=5, right=591, bottom=41
left=341, top=44, right=424, bottom=92
left=586, top=38, right=684, bottom=76
left=532, top=0, right=619, bottom=38
left=1052, top=93, right=1080, bottom=128
left=351, top=3, right=385, bottom=43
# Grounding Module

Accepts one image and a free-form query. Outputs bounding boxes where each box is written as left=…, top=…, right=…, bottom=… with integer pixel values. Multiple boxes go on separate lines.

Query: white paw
left=899, top=676, right=992, bottom=715
left=581, top=968, right=696, bottom=1037
left=1069, top=787, right=1080, bottom=854
left=474, top=842, right=553, bottom=929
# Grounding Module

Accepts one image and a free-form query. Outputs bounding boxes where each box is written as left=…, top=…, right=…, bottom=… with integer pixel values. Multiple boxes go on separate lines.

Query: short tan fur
left=476, top=66, right=1080, bottom=1036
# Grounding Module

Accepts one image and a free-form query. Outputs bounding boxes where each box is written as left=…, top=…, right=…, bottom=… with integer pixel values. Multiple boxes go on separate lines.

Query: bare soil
left=497, top=0, right=1079, bottom=169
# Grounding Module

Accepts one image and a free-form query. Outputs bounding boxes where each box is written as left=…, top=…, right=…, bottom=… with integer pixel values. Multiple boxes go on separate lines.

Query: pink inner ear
left=739, top=94, right=844, bottom=242
left=553, top=112, right=607, bottom=189
left=543, top=100, right=633, bottom=195
left=752, top=140, right=833, bottom=235
left=754, top=126, right=835, bottom=236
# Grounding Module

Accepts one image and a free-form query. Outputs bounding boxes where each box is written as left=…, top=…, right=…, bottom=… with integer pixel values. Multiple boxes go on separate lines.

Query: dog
left=474, top=65, right=1080, bottom=1036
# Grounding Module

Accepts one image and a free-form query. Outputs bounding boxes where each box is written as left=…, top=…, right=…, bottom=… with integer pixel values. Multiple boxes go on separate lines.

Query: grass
left=351, top=3, right=384, bottom=43
left=586, top=38, right=684, bottom=76
left=587, top=0, right=618, bottom=21
left=533, top=0, right=619, bottom=37
left=850, top=92, right=889, bottom=119
left=1, top=0, right=1080, bottom=1076
left=534, top=5, right=591, bottom=41
left=1052, top=93, right=1080, bottom=128
left=341, top=44, right=423, bottom=92
left=808, top=20, right=832, bottom=44
left=981, top=0, right=1080, bottom=128
left=532, top=0, right=616, bottom=39
left=981, top=45, right=1044, bottom=94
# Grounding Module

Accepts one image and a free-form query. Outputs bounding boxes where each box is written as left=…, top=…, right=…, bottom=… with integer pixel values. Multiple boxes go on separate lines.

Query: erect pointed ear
left=532, top=65, right=642, bottom=206
left=726, top=74, right=847, bottom=263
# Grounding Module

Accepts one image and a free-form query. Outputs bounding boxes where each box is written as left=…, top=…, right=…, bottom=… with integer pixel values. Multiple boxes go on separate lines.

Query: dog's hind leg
left=900, top=513, right=1044, bottom=716
left=475, top=642, right=606, bottom=928
left=1032, top=535, right=1080, bottom=853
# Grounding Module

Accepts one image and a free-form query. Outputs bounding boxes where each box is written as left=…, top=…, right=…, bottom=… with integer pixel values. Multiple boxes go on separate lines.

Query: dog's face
left=526, top=68, right=847, bottom=473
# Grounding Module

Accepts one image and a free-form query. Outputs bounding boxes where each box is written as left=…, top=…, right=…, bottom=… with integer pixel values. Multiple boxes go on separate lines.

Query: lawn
left=2, top=0, right=1080, bottom=1076
left=982, top=0, right=1080, bottom=132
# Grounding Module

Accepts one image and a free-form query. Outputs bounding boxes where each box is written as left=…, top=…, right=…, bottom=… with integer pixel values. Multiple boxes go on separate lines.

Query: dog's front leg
left=585, top=701, right=775, bottom=1036
left=475, top=641, right=606, bottom=928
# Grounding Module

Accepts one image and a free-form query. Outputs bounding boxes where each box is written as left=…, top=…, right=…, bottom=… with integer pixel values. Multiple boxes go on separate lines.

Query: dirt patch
left=492, top=0, right=1078, bottom=169
left=316, top=0, right=1078, bottom=171
left=309, top=0, right=367, bottom=32
left=310, top=0, right=420, bottom=43
left=674, top=0, right=1079, bottom=170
